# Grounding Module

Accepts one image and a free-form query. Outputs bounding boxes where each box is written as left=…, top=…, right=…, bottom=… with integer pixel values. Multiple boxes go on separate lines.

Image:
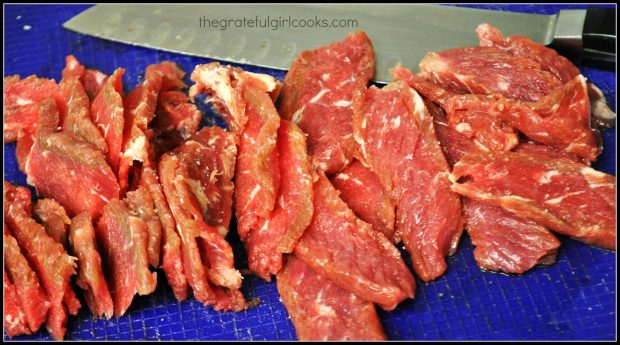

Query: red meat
left=4, top=75, right=63, bottom=142
left=4, top=228, right=50, bottom=334
left=353, top=80, right=463, bottom=282
left=189, top=62, right=280, bottom=134
left=159, top=153, right=245, bottom=310
left=118, top=72, right=162, bottom=195
left=125, top=186, right=163, bottom=268
left=33, top=198, right=71, bottom=249
left=25, top=99, right=119, bottom=219
left=452, top=150, right=616, bottom=250
left=234, top=86, right=282, bottom=241
left=332, top=160, right=396, bottom=243
left=477, top=23, right=615, bottom=127
left=15, top=132, right=35, bottom=173
left=145, top=61, right=187, bottom=91
left=393, top=66, right=519, bottom=152
left=513, top=142, right=588, bottom=165
left=5, top=182, right=79, bottom=340
left=246, top=120, right=314, bottom=280
left=140, top=167, right=189, bottom=301
left=276, top=256, right=386, bottom=341
left=419, top=47, right=562, bottom=101
left=295, top=174, right=415, bottom=310
left=69, top=213, right=114, bottom=319
left=394, top=66, right=600, bottom=161
left=463, top=199, right=560, bottom=274
left=434, top=118, right=564, bottom=274
left=96, top=199, right=157, bottom=317
left=278, top=32, right=374, bottom=175
left=82, top=69, right=108, bottom=101
left=4, top=271, right=31, bottom=337
left=59, top=74, right=108, bottom=154
left=91, top=68, right=125, bottom=172
left=175, top=126, right=238, bottom=237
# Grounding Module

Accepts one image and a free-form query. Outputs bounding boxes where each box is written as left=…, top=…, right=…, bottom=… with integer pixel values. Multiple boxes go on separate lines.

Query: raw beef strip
left=477, top=23, right=615, bottom=127
left=149, top=90, right=202, bottom=161
left=175, top=126, right=238, bottom=237
left=463, top=199, right=560, bottom=274
left=118, top=71, right=162, bottom=195
left=235, top=86, right=282, bottom=240
left=4, top=75, right=63, bottom=142
left=395, top=66, right=600, bottom=161
left=452, top=150, right=616, bottom=250
left=91, top=68, right=125, bottom=172
left=25, top=99, right=120, bottom=219
left=61, top=55, right=108, bottom=101
left=434, top=117, right=563, bottom=273
left=140, top=167, right=189, bottom=301
left=145, top=61, right=187, bottom=91
left=4, top=271, right=31, bottom=337
left=246, top=120, right=314, bottom=280
left=353, top=80, right=463, bottom=282
left=276, top=256, right=386, bottom=341
left=33, top=198, right=71, bottom=249
left=171, top=136, right=242, bottom=289
left=295, top=174, right=415, bottom=310
left=59, top=73, right=108, bottom=154
left=96, top=199, right=157, bottom=317
left=159, top=153, right=245, bottom=310
left=189, top=62, right=280, bottom=134
left=332, top=160, right=396, bottom=243
left=393, top=66, right=519, bottom=152
left=513, top=142, right=587, bottom=165
left=278, top=32, right=374, bottom=175
left=15, top=132, right=35, bottom=173
left=5, top=182, right=79, bottom=340
left=4, top=229, right=50, bottom=334
left=419, top=47, right=562, bottom=101
left=69, top=213, right=114, bottom=319
left=125, top=186, right=163, bottom=268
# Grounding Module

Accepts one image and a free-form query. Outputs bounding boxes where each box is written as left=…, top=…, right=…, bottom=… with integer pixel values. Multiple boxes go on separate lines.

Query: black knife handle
left=582, top=8, right=616, bottom=69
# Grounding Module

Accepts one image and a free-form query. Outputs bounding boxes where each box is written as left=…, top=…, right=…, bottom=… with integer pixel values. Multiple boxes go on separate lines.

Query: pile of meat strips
left=3, top=24, right=616, bottom=340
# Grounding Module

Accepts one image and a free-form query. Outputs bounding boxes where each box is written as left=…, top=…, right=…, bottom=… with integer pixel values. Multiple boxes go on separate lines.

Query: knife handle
left=582, top=8, right=616, bottom=69
left=551, top=8, right=616, bottom=70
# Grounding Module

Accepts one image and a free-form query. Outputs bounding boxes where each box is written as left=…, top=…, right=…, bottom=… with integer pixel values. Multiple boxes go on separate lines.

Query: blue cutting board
left=4, top=4, right=616, bottom=341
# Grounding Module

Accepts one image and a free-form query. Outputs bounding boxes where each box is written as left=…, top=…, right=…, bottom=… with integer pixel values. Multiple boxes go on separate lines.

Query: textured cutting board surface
left=3, top=4, right=616, bottom=341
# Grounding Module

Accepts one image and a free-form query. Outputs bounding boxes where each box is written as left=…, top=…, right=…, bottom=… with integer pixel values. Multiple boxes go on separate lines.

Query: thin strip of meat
left=69, top=213, right=114, bottom=319
left=60, top=56, right=108, bottom=154
left=246, top=120, right=314, bottom=280
left=477, top=23, right=615, bottom=127
left=419, top=46, right=562, bottom=102
left=33, top=198, right=71, bottom=249
left=96, top=199, right=157, bottom=317
left=25, top=99, right=120, bottom=219
left=159, top=153, right=245, bottom=310
left=4, top=227, right=50, bottom=334
left=353, top=80, right=463, bottom=282
left=331, top=160, right=396, bottom=243
left=5, top=182, right=79, bottom=340
left=175, top=126, right=238, bottom=237
left=433, top=114, right=563, bottom=273
left=189, top=62, right=280, bottom=134
left=451, top=150, right=616, bottom=250
left=295, top=174, right=415, bottom=310
left=277, top=31, right=375, bottom=175
left=91, top=68, right=125, bottom=172
left=125, top=186, right=163, bottom=268
left=234, top=84, right=282, bottom=241
left=4, top=271, right=31, bottom=338
left=394, top=66, right=600, bottom=161
left=62, top=55, right=108, bottom=101
left=140, top=167, right=189, bottom=301
left=276, top=256, right=386, bottom=341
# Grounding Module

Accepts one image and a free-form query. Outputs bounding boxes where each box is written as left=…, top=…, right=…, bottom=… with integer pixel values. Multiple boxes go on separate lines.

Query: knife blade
left=63, top=4, right=613, bottom=83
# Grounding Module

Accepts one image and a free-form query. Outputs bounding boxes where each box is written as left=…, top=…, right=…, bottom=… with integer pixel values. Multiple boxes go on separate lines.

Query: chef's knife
left=63, top=4, right=615, bottom=83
